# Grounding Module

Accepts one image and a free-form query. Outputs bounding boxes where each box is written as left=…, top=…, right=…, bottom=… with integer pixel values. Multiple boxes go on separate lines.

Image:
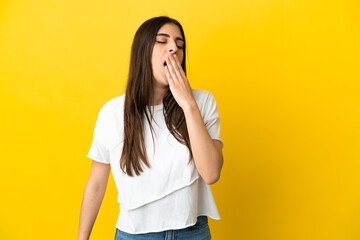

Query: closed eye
left=156, top=41, right=183, bottom=49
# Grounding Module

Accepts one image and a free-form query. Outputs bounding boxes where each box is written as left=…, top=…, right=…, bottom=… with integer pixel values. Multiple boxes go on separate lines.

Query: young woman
left=77, top=16, right=224, bottom=240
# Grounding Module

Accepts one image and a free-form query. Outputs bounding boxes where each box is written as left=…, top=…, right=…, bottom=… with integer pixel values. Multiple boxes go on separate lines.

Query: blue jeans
left=114, top=215, right=211, bottom=240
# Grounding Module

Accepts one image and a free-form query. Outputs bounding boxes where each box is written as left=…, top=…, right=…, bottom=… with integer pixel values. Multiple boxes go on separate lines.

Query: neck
left=152, top=83, right=168, bottom=106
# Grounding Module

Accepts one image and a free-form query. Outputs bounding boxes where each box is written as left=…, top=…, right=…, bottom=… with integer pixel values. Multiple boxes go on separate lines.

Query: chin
left=159, top=74, right=169, bottom=85
left=162, top=81, right=169, bottom=87
left=154, top=77, right=169, bottom=87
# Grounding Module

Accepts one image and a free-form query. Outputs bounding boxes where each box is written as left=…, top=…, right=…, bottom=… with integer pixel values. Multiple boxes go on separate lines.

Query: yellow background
left=1, top=0, right=359, bottom=239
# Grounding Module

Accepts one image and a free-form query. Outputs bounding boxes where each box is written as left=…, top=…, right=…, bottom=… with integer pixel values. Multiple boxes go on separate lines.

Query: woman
left=77, top=16, right=224, bottom=240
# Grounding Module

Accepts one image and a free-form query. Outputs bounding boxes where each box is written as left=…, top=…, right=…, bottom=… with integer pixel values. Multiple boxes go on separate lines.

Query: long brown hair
left=120, top=16, right=194, bottom=177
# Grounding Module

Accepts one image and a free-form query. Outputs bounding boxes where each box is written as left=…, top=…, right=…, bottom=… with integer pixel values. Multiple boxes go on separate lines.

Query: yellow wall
left=0, top=0, right=359, bottom=239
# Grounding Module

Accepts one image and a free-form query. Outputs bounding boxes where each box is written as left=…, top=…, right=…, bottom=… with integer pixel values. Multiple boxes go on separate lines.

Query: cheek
left=151, top=56, right=158, bottom=70
left=179, top=53, right=184, bottom=64
left=151, top=49, right=158, bottom=65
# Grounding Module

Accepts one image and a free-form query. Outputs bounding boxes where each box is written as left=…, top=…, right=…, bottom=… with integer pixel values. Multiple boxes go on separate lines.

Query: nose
left=169, top=48, right=178, bottom=60
left=168, top=40, right=179, bottom=54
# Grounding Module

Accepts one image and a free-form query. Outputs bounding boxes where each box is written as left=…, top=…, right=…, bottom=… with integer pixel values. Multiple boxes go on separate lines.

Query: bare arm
left=183, top=105, right=224, bottom=185
left=77, top=160, right=111, bottom=240
left=164, top=54, right=223, bottom=185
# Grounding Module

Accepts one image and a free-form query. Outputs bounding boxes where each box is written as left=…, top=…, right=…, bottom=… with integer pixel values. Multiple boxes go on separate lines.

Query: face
left=151, top=23, right=185, bottom=87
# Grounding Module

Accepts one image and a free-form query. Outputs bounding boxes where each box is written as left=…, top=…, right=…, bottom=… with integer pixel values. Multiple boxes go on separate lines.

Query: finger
left=169, top=55, right=183, bottom=82
left=173, top=55, right=187, bottom=79
left=164, top=65, right=175, bottom=86
left=166, top=58, right=178, bottom=82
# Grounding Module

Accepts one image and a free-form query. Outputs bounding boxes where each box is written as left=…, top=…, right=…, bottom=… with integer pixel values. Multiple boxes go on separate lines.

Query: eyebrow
left=156, top=33, right=184, bottom=42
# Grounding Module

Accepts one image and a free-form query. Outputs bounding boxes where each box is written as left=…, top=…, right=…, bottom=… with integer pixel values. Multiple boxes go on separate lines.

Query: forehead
left=156, top=23, right=182, bottom=38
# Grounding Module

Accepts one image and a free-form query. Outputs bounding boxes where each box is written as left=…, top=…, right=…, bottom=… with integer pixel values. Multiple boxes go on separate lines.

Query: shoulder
left=102, top=93, right=125, bottom=110
left=192, top=88, right=210, bottom=98
left=192, top=88, right=215, bottom=104
left=192, top=88, right=217, bottom=105
left=191, top=89, right=218, bottom=116
left=97, top=93, right=126, bottom=121
left=99, top=93, right=125, bottom=112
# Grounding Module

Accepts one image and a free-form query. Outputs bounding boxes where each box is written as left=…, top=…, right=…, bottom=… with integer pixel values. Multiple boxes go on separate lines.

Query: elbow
left=204, top=172, right=220, bottom=185
left=205, top=158, right=223, bottom=185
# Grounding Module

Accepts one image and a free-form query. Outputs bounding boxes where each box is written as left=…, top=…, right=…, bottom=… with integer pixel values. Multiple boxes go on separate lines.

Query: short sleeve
left=87, top=104, right=111, bottom=164
left=203, top=91, right=224, bottom=149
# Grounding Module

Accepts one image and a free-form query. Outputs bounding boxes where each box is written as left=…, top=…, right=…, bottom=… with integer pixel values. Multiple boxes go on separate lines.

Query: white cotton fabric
left=87, top=89, right=224, bottom=234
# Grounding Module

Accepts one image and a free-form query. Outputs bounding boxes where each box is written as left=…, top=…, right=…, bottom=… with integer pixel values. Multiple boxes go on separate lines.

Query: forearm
left=77, top=183, right=107, bottom=240
left=183, top=104, right=223, bottom=185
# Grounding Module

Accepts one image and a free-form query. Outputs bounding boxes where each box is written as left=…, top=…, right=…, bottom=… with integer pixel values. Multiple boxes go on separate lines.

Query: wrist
left=182, top=101, right=199, bottom=115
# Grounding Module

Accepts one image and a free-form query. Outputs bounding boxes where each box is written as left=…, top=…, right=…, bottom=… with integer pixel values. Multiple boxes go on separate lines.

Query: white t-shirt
left=87, top=89, right=224, bottom=234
